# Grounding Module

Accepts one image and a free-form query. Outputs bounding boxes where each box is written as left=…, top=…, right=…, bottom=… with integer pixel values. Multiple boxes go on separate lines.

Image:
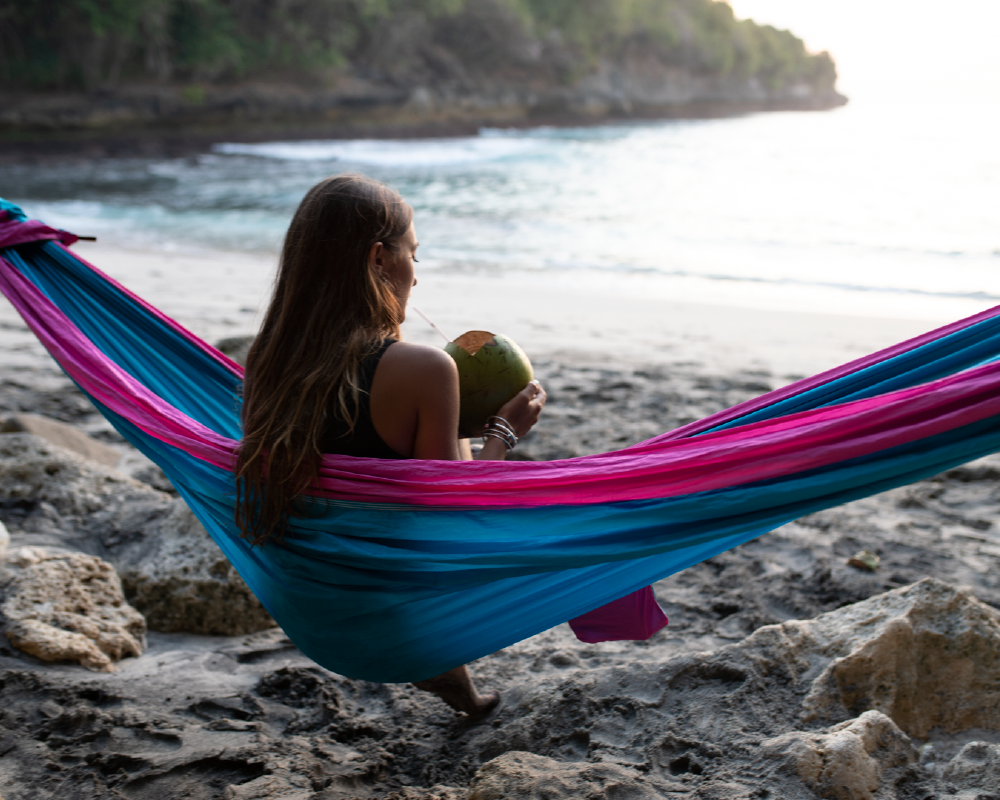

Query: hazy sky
left=728, top=0, right=1000, bottom=105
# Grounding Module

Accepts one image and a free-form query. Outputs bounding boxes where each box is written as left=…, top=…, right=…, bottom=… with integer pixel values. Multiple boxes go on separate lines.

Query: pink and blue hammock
left=3, top=197, right=1000, bottom=683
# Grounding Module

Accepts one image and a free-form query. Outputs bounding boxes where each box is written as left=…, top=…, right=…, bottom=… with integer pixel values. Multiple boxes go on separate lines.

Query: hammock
left=3, top=197, right=1000, bottom=684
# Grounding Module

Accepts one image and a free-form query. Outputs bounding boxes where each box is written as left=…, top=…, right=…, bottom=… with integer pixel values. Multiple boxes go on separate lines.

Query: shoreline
left=0, top=96, right=846, bottom=162
left=57, top=242, right=948, bottom=377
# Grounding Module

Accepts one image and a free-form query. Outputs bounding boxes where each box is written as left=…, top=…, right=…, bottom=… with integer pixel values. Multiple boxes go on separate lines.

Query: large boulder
left=0, top=433, right=273, bottom=635
left=1, top=547, right=146, bottom=672
left=795, top=577, right=1000, bottom=737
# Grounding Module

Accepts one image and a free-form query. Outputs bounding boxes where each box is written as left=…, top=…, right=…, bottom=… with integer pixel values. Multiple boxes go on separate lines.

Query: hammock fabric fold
left=3, top=197, right=1000, bottom=683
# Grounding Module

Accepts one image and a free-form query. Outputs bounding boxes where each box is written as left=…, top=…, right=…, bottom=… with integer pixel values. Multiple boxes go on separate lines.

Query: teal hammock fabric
left=3, top=197, right=1000, bottom=682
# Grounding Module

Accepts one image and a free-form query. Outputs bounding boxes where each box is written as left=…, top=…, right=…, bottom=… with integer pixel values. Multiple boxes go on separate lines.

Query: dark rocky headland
left=0, top=0, right=846, bottom=156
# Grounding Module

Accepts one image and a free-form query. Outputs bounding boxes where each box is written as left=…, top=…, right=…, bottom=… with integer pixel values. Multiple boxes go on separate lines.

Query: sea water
left=2, top=97, right=998, bottom=322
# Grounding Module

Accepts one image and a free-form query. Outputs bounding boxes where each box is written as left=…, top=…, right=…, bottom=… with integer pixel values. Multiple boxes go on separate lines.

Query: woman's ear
left=368, top=241, right=385, bottom=275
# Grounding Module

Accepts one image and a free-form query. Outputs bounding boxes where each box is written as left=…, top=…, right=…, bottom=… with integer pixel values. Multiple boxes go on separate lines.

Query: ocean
left=3, top=97, right=998, bottom=323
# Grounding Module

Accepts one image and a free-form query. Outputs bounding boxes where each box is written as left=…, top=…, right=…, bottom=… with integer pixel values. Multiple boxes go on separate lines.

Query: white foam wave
left=214, top=136, right=537, bottom=166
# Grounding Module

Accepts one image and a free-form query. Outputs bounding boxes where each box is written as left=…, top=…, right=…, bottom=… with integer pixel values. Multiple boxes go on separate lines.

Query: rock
left=468, top=751, right=674, bottom=800
left=763, top=711, right=916, bottom=800
left=797, top=578, right=1000, bottom=738
left=113, top=501, right=276, bottom=635
left=0, top=433, right=274, bottom=635
left=1, top=413, right=121, bottom=468
left=0, top=518, right=7, bottom=564
left=222, top=775, right=312, bottom=800
left=0, top=433, right=166, bottom=547
left=1, top=548, right=145, bottom=672
left=942, top=741, right=1000, bottom=791
left=216, top=335, right=255, bottom=367
left=847, top=549, right=880, bottom=571
left=382, top=787, right=465, bottom=800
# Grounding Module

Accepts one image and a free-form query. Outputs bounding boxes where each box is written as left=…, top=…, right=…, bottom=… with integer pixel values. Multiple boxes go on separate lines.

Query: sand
left=2, top=242, right=999, bottom=799
left=37, top=242, right=956, bottom=374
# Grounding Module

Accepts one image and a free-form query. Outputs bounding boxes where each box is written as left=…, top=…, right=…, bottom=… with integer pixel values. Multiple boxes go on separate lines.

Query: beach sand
left=32, top=242, right=953, bottom=373
left=2, top=243, right=1000, bottom=798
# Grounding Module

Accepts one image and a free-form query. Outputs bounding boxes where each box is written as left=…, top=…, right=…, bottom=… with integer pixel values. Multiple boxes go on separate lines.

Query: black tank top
left=320, top=339, right=406, bottom=459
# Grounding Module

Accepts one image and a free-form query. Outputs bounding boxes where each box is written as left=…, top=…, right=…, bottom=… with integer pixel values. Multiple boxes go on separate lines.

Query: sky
left=727, top=0, right=1000, bottom=106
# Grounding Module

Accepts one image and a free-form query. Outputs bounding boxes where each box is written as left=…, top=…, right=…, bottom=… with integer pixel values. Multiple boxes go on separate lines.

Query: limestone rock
left=0, top=433, right=274, bottom=635
left=468, top=751, right=672, bottom=800
left=1, top=413, right=121, bottom=467
left=113, top=500, right=276, bottom=635
left=382, top=787, right=465, bottom=800
left=0, top=433, right=160, bottom=525
left=1, top=548, right=146, bottom=671
left=222, top=775, right=312, bottom=800
left=793, top=578, right=1000, bottom=738
left=763, top=710, right=916, bottom=800
left=942, top=741, right=1000, bottom=790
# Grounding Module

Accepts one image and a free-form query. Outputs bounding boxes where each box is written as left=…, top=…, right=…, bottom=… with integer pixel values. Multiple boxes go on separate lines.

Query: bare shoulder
left=377, top=341, right=457, bottom=388
left=369, top=341, right=460, bottom=458
left=382, top=341, right=455, bottom=370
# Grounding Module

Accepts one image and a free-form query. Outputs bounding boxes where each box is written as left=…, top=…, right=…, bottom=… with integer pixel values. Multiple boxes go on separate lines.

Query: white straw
left=411, top=306, right=451, bottom=344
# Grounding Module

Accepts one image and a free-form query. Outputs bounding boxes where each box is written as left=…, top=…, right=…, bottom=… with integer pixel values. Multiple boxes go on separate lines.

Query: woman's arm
left=370, top=341, right=545, bottom=461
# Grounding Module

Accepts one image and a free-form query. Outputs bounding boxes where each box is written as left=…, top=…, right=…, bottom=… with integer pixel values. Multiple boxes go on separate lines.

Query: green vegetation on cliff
left=0, top=0, right=835, bottom=94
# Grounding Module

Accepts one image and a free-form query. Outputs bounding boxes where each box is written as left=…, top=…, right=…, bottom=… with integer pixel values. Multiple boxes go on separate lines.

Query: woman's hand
left=495, top=379, right=547, bottom=438
left=475, top=379, right=546, bottom=461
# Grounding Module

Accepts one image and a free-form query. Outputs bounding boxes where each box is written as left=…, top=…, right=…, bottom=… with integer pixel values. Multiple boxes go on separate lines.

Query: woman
left=236, top=174, right=547, bottom=716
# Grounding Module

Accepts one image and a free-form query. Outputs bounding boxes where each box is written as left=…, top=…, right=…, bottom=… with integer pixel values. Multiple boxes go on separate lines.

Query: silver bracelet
left=486, top=416, right=518, bottom=443
left=482, top=430, right=515, bottom=450
left=482, top=428, right=517, bottom=451
left=487, top=415, right=515, bottom=430
left=489, top=422, right=517, bottom=442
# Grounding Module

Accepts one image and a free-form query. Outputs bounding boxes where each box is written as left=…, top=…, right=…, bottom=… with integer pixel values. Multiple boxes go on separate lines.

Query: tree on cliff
left=0, top=0, right=836, bottom=96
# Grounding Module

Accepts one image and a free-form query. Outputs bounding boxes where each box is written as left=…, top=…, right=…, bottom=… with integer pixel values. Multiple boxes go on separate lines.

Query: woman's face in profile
left=379, top=221, right=419, bottom=314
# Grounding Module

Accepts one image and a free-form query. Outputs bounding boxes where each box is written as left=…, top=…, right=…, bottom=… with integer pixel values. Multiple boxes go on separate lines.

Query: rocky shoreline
left=1, top=345, right=999, bottom=799
left=0, top=81, right=845, bottom=162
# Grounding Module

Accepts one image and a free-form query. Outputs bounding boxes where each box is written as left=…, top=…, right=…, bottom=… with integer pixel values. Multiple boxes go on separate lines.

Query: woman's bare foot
left=412, top=666, right=501, bottom=717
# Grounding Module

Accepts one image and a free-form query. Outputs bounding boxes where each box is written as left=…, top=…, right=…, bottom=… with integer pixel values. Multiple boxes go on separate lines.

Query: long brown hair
left=235, top=174, right=413, bottom=546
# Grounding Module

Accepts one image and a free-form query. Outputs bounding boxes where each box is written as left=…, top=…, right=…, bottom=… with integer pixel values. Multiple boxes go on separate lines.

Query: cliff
left=0, top=0, right=845, bottom=143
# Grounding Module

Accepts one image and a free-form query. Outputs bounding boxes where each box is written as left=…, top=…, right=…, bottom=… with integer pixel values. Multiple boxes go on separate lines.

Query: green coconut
left=445, top=331, right=534, bottom=438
